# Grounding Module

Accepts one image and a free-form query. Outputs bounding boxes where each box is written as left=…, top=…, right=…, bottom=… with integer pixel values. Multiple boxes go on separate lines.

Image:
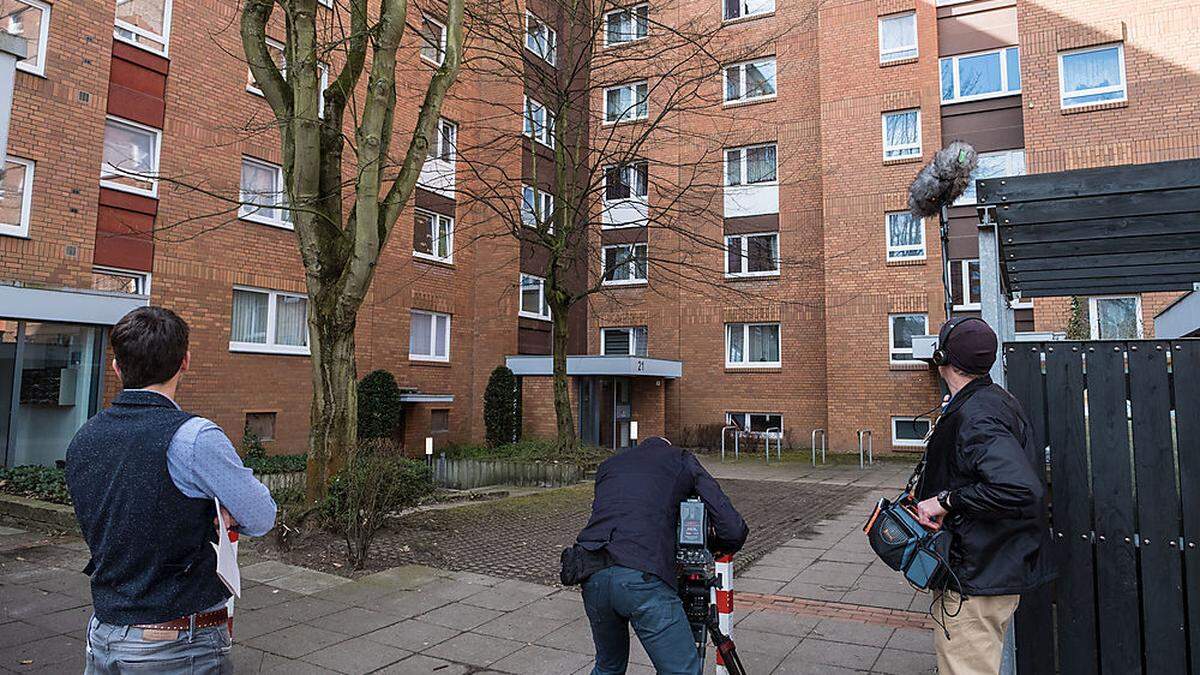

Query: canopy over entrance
left=505, top=354, right=683, bottom=379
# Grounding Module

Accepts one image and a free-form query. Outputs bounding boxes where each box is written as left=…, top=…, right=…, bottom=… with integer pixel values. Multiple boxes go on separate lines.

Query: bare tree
left=452, top=0, right=803, bottom=448
left=240, top=0, right=464, bottom=499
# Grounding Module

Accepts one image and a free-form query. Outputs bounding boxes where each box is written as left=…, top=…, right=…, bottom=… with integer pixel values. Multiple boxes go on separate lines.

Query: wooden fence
left=432, top=457, right=584, bottom=490
left=1006, top=340, right=1200, bottom=675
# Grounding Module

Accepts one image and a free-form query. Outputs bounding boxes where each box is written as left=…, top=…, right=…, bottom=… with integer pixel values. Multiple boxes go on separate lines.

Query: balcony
left=723, top=183, right=778, bottom=218
left=601, top=197, right=648, bottom=228
left=418, top=158, right=455, bottom=199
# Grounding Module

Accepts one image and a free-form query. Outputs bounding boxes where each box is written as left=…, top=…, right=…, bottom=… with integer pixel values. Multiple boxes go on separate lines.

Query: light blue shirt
left=129, top=390, right=278, bottom=537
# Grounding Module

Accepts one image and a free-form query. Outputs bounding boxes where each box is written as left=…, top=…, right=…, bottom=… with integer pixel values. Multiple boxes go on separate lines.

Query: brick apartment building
left=0, top=0, right=1196, bottom=468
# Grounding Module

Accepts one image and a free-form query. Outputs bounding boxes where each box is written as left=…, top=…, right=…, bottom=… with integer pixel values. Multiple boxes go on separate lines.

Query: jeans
left=84, top=615, right=233, bottom=674
left=582, top=566, right=702, bottom=675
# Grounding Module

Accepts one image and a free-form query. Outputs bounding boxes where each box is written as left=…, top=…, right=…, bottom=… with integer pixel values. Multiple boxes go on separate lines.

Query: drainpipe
left=0, top=32, right=26, bottom=165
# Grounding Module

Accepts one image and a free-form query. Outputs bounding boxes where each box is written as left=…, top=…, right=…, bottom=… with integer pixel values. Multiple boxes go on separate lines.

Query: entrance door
left=577, top=378, right=600, bottom=447
left=614, top=378, right=632, bottom=449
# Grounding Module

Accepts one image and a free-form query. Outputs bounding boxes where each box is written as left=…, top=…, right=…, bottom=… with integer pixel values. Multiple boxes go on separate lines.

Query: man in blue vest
left=66, top=306, right=277, bottom=673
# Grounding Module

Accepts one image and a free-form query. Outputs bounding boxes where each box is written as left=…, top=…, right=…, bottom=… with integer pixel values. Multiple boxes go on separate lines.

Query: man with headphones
left=914, top=317, right=1054, bottom=675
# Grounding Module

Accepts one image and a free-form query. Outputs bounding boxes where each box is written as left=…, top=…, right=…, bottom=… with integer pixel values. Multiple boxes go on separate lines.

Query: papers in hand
left=212, top=498, right=241, bottom=598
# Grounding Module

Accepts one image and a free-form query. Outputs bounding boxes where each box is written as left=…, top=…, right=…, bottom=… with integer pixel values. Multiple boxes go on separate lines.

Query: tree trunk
left=551, top=307, right=577, bottom=450
left=305, top=314, right=358, bottom=502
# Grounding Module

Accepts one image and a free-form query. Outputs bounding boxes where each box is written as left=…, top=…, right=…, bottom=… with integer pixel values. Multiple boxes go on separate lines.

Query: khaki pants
left=934, top=591, right=1019, bottom=675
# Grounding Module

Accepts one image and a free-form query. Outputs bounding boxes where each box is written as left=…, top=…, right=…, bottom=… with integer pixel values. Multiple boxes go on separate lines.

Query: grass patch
left=439, top=439, right=610, bottom=468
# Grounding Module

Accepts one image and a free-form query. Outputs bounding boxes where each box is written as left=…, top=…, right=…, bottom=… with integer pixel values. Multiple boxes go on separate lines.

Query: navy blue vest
left=65, top=390, right=229, bottom=625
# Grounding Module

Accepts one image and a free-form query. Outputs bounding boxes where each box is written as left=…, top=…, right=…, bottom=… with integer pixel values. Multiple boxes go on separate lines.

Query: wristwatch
left=936, top=490, right=953, bottom=512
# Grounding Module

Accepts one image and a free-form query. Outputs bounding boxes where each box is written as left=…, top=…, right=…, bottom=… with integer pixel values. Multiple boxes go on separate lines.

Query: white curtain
left=1063, top=48, right=1120, bottom=94
left=232, top=290, right=268, bottom=343
left=433, top=315, right=449, bottom=357
left=746, top=145, right=776, bottom=183
left=727, top=325, right=744, bottom=362
left=748, top=324, right=779, bottom=362
left=888, top=212, right=921, bottom=249
left=725, top=150, right=742, bottom=186
left=880, top=13, right=916, bottom=58
left=410, top=312, right=432, bottom=355
left=0, top=160, right=27, bottom=228
left=275, top=295, right=307, bottom=346
left=746, top=61, right=776, bottom=98
left=103, top=121, right=154, bottom=176
left=884, top=111, right=918, bottom=155
left=116, top=0, right=168, bottom=34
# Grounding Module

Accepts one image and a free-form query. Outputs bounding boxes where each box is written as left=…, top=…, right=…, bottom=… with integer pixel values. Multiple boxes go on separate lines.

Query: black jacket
left=576, top=438, right=749, bottom=588
left=917, top=376, right=1055, bottom=596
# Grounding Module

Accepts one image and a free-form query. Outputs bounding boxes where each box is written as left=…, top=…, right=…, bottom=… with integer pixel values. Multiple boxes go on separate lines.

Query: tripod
left=704, top=608, right=747, bottom=675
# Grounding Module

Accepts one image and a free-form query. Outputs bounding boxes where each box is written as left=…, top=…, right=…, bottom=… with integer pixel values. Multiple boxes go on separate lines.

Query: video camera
left=675, top=498, right=746, bottom=675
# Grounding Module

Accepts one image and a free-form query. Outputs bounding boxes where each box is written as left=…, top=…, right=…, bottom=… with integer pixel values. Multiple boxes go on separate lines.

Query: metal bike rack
left=721, top=425, right=740, bottom=461
left=856, top=429, right=873, bottom=468
left=764, top=427, right=782, bottom=462
left=810, top=428, right=826, bottom=467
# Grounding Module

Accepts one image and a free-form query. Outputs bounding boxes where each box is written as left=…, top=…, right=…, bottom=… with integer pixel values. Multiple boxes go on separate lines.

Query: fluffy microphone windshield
left=907, top=140, right=979, bottom=218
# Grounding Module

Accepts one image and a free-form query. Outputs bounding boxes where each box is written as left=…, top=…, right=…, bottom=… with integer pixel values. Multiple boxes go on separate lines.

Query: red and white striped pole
left=712, top=554, right=734, bottom=675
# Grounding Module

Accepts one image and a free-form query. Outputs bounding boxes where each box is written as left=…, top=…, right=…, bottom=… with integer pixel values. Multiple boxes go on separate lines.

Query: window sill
left=0, top=230, right=30, bottom=240
left=1061, top=99, right=1128, bottom=115
left=600, top=222, right=648, bottom=230
left=603, top=37, right=649, bottom=50
left=882, top=156, right=922, bottom=166
left=230, top=344, right=311, bottom=357
left=725, top=365, right=782, bottom=372
left=889, top=361, right=930, bottom=371
left=602, top=280, right=649, bottom=288
left=725, top=272, right=780, bottom=281
left=413, top=252, right=455, bottom=268
left=240, top=213, right=294, bottom=230
left=722, top=11, right=774, bottom=26
left=518, top=312, right=553, bottom=322
left=15, top=64, right=46, bottom=79
left=113, top=31, right=170, bottom=59
left=100, top=179, right=158, bottom=200
left=885, top=258, right=926, bottom=267
left=410, top=357, right=452, bottom=367
left=723, top=96, right=776, bottom=109
left=602, top=117, right=649, bottom=128
left=941, top=91, right=1021, bottom=106
left=880, top=56, right=918, bottom=68
left=953, top=303, right=982, bottom=311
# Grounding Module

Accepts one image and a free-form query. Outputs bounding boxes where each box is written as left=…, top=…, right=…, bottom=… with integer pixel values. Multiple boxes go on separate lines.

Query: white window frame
left=0, top=156, right=34, bottom=238
left=7, top=0, right=50, bottom=77
left=892, top=416, right=931, bottom=447
left=1058, top=43, right=1127, bottom=110
left=419, top=15, right=447, bottom=66
left=889, top=313, right=928, bottom=364
left=603, top=81, right=649, bottom=124
left=229, top=286, right=311, bottom=356
left=100, top=115, right=162, bottom=198
left=518, top=273, right=552, bottom=321
left=726, top=411, right=783, bottom=436
left=600, top=326, right=647, bottom=356
left=878, top=11, right=917, bottom=64
left=247, top=37, right=331, bottom=117
left=523, top=96, right=556, bottom=148
left=724, top=231, right=780, bottom=278
left=950, top=259, right=982, bottom=310
left=603, top=4, right=648, bottom=47
left=882, top=109, right=921, bottom=160
left=940, top=46, right=1020, bottom=104
left=1088, top=295, right=1143, bottom=340
left=525, top=12, right=557, bottom=66
left=725, top=322, right=781, bottom=369
left=885, top=211, right=925, bottom=262
left=428, top=118, right=457, bottom=163
left=724, top=143, right=777, bottom=186
left=723, top=56, right=777, bottom=104
left=522, top=184, right=554, bottom=231
left=409, top=309, right=452, bottom=362
left=723, top=0, right=774, bottom=23
left=955, top=149, right=1025, bottom=206
left=602, top=161, right=649, bottom=228
left=412, top=208, right=454, bottom=264
left=113, top=0, right=173, bottom=57
left=92, top=265, right=151, bottom=296
left=601, top=242, right=648, bottom=286
left=238, top=156, right=291, bottom=229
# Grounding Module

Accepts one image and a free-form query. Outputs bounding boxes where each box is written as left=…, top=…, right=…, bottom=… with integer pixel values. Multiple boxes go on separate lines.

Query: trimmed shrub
left=483, top=366, right=520, bottom=447
left=0, top=465, right=72, bottom=505
left=357, top=369, right=404, bottom=440
left=322, top=452, right=435, bottom=569
left=677, top=423, right=728, bottom=451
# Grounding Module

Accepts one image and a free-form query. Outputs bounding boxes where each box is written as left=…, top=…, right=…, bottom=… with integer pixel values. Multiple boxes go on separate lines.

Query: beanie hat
left=938, top=317, right=997, bottom=375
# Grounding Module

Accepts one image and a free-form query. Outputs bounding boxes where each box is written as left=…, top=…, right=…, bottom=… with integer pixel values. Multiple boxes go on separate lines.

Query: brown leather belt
left=133, top=608, right=228, bottom=631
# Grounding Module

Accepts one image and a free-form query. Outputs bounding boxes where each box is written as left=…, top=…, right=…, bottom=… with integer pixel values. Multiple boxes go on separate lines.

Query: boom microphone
left=907, top=140, right=979, bottom=218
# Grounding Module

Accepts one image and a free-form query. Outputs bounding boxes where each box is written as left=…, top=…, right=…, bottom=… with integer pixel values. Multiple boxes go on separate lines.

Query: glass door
left=614, top=378, right=632, bottom=449
left=0, top=321, right=17, bottom=467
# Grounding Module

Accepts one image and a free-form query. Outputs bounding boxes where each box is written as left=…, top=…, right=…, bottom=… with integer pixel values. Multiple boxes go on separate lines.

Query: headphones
left=931, top=316, right=987, bottom=366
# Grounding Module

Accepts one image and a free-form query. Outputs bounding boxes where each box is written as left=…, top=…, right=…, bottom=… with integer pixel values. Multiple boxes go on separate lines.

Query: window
left=601, top=326, right=647, bottom=356
left=247, top=38, right=331, bottom=116
left=0, top=156, right=33, bottom=238
left=114, top=0, right=172, bottom=56
left=521, top=185, right=554, bottom=230
left=725, top=232, right=779, bottom=277
left=955, top=149, right=1025, bottom=205
left=892, top=417, right=931, bottom=447
left=602, top=243, right=648, bottom=285
left=418, top=15, right=447, bottom=65
left=100, top=117, right=161, bottom=197
left=885, top=212, right=924, bottom=261
left=431, top=409, right=450, bottom=434
left=949, top=259, right=981, bottom=310
left=604, top=81, right=649, bottom=123
left=940, top=46, right=1020, bottom=103
left=726, top=322, right=780, bottom=368
left=882, top=109, right=920, bottom=160
left=230, top=287, right=310, bottom=355
left=723, top=0, right=773, bottom=22
left=239, top=157, right=291, bottom=229
left=3, top=0, right=49, bottom=76
left=604, top=162, right=648, bottom=202
left=889, top=313, right=928, bottom=363
left=525, top=13, right=556, bottom=65
left=92, top=267, right=150, bottom=295
left=1059, top=43, right=1126, bottom=108
left=427, top=118, right=457, bottom=162
left=1089, top=295, right=1142, bottom=339
left=245, top=412, right=276, bottom=442
left=523, top=96, right=555, bottom=147
left=410, top=310, right=451, bottom=362
left=605, top=4, right=648, bottom=46
left=724, top=57, right=776, bottom=103
left=727, top=412, right=782, bottom=434
left=519, top=273, right=552, bottom=320
left=725, top=144, right=776, bottom=185
left=413, top=209, right=453, bottom=263
left=878, top=12, right=917, bottom=63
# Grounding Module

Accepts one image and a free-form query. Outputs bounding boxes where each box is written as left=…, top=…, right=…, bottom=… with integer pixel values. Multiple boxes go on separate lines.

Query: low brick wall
left=255, top=471, right=305, bottom=493
left=0, top=494, right=78, bottom=531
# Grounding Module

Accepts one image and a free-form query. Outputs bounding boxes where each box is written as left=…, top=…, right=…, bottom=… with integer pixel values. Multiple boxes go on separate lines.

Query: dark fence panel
left=1175, top=342, right=1200, bottom=675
